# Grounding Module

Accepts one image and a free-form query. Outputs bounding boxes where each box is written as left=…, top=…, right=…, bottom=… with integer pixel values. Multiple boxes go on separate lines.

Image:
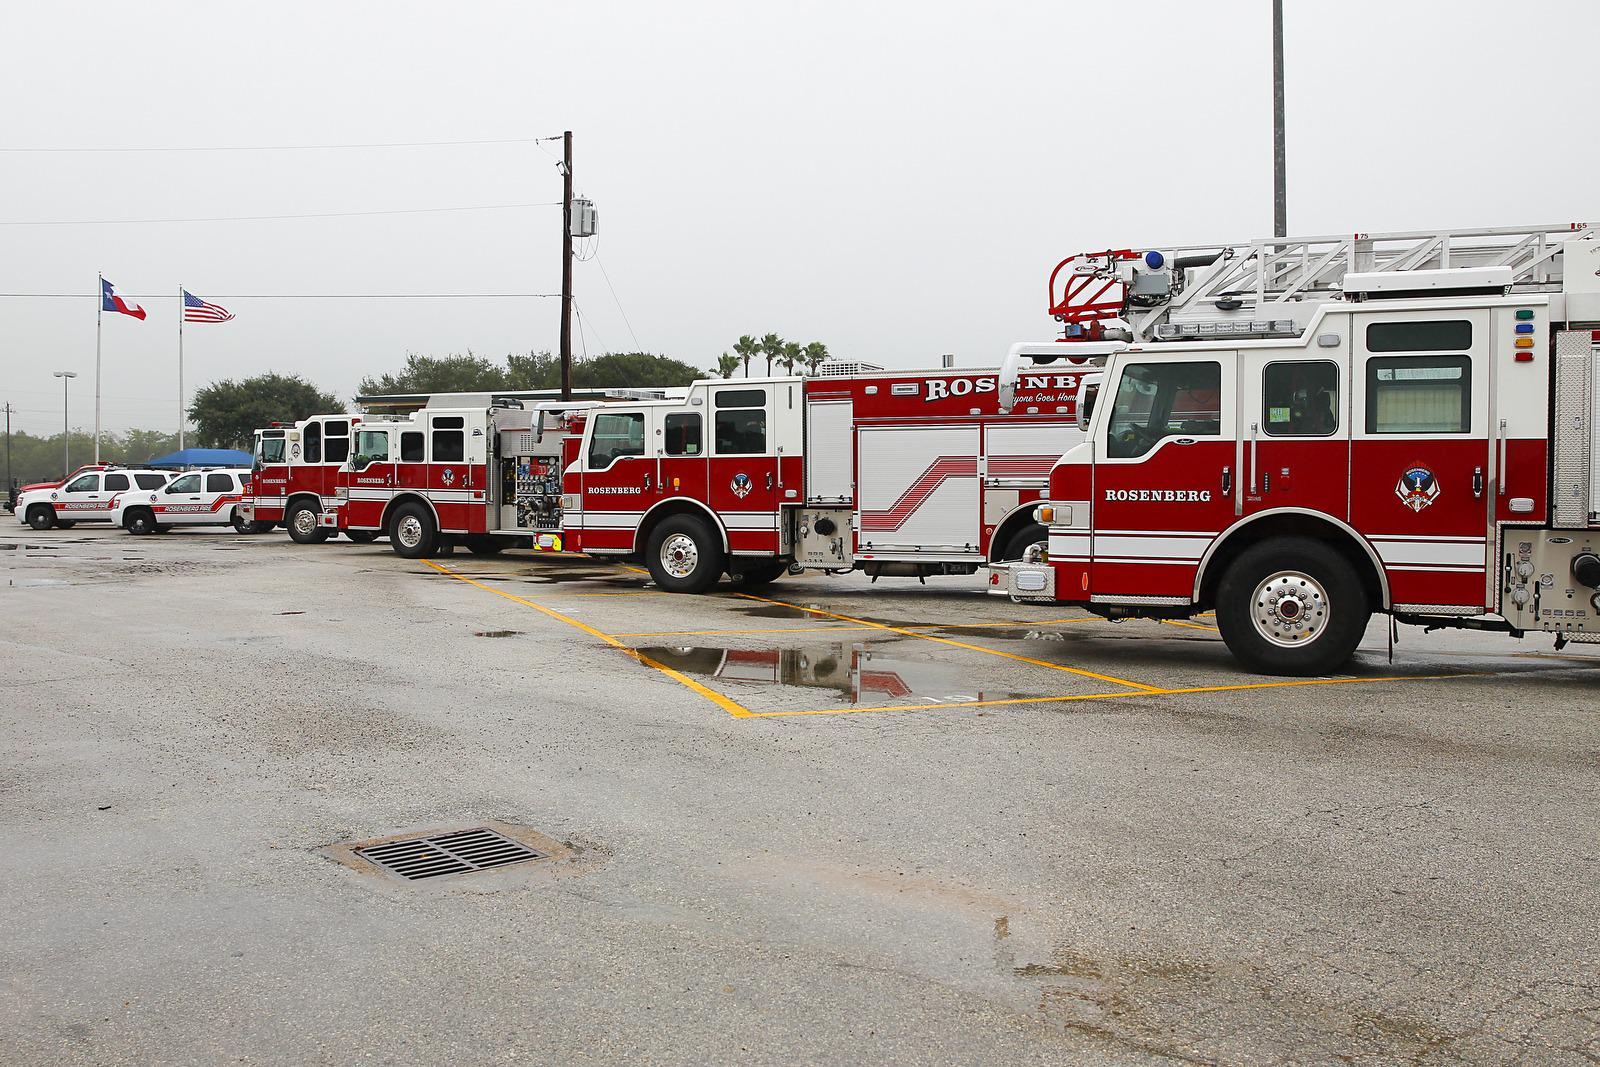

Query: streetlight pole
left=1272, top=0, right=1286, bottom=238
left=53, top=371, right=77, bottom=477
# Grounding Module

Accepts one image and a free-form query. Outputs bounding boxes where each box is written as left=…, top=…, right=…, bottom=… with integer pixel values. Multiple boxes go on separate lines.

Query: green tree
left=716, top=352, right=740, bottom=379
left=732, top=335, right=760, bottom=379
left=188, top=374, right=342, bottom=451
left=779, top=341, right=803, bottom=375
left=357, top=351, right=509, bottom=396
left=501, top=350, right=705, bottom=390
left=802, top=341, right=830, bottom=374
left=759, top=333, right=783, bottom=376
left=3, top=428, right=183, bottom=487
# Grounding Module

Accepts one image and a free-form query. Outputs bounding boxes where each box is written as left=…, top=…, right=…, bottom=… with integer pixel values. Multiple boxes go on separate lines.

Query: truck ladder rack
left=1050, top=223, right=1590, bottom=343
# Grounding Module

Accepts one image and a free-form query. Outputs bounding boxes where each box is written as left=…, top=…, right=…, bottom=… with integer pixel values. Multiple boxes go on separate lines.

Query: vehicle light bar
left=1154, top=320, right=1300, bottom=340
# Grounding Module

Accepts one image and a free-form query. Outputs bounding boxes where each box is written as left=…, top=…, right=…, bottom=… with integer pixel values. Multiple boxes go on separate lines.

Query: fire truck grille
left=354, top=827, right=544, bottom=880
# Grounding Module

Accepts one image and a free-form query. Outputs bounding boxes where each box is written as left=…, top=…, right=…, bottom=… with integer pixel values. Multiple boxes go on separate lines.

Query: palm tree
left=732, top=335, right=759, bottom=379
left=779, top=341, right=802, bottom=374
left=802, top=341, right=829, bottom=375
left=759, top=333, right=783, bottom=376
left=716, top=352, right=739, bottom=379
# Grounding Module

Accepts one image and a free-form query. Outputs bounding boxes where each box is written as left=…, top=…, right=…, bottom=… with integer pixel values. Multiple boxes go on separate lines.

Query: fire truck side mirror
left=1076, top=374, right=1104, bottom=432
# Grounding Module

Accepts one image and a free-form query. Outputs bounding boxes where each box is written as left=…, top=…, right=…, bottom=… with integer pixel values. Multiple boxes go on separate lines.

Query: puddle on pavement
left=932, top=625, right=1074, bottom=641
left=9, top=577, right=70, bottom=587
left=275, top=611, right=305, bottom=616
left=635, top=642, right=1039, bottom=705
left=474, top=630, right=522, bottom=638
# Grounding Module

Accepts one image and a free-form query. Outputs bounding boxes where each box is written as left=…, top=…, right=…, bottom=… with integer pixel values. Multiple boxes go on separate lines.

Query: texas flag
left=101, top=277, right=146, bottom=320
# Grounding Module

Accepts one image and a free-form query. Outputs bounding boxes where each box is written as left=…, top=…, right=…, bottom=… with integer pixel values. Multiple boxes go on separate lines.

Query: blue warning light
left=1144, top=250, right=1166, bottom=270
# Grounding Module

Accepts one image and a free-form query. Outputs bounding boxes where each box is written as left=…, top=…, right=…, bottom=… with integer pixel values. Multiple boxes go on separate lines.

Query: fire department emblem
left=1395, top=466, right=1440, bottom=512
left=730, top=472, right=752, bottom=499
left=290, top=443, right=300, bottom=460
left=441, top=468, right=456, bottom=487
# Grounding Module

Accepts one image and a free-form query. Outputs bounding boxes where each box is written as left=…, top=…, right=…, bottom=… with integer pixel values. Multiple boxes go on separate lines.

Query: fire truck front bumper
left=987, top=561, right=1056, bottom=603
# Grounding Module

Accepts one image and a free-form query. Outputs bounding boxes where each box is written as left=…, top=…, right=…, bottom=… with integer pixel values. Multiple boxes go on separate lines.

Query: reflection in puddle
left=474, top=630, right=522, bottom=638
left=635, top=643, right=1037, bottom=705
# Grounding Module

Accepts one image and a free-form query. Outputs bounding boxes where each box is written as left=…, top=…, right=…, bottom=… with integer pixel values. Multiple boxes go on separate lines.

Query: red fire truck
left=558, top=363, right=1094, bottom=590
left=338, top=400, right=588, bottom=554
left=989, top=222, right=1600, bottom=674
left=241, top=415, right=378, bottom=542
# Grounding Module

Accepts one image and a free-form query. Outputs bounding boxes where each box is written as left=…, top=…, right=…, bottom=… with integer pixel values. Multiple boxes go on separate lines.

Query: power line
left=0, top=202, right=563, bottom=227
left=592, top=251, right=642, bottom=350
left=0, top=136, right=567, bottom=154
left=0, top=292, right=561, bottom=299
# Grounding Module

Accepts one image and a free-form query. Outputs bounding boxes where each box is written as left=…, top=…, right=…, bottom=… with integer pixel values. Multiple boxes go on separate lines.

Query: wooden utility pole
left=560, top=130, right=574, bottom=401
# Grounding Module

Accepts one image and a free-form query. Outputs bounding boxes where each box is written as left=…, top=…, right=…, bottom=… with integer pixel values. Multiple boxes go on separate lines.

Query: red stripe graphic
left=860, top=456, right=976, bottom=532
left=986, top=455, right=1058, bottom=477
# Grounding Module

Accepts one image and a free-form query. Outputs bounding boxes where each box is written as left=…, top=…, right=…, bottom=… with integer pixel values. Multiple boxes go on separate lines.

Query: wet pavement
left=2, top=525, right=1598, bottom=1065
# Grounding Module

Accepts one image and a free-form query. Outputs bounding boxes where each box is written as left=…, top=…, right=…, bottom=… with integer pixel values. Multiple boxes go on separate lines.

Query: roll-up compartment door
left=805, top=399, right=854, bottom=503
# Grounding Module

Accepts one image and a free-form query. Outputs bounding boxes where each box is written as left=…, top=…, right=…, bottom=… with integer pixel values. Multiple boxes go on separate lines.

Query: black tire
left=124, top=508, right=157, bottom=536
left=231, top=512, right=251, bottom=534
left=56, top=520, right=76, bottom=529
left=286, top=501, right=330, bottom=545
left=345, top=530, right=378, bottom=544
left=26, top=506, right=55, bottom=531
left=731, top=560, right=787, bottom=588
left=389, top=501, right=438, bottom=559
left=243, top=521, right=276, bottom=535
left=1001, top=523, right=1048, bottom=562
left=1215, top=537, right=1370, bottom=677
left=645, top=514, right=724, bottom=594
left=465, top=536, right=505, bottom=556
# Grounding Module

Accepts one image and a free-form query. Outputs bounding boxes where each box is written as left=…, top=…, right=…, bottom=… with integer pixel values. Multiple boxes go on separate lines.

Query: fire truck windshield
left=257, top=437, right=285, bottom=465
left=1105, top=361, right=1222, bottom=459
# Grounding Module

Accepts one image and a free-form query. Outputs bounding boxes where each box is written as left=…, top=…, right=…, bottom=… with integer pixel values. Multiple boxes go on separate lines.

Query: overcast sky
left=2, top=0, right=1595, bottom=436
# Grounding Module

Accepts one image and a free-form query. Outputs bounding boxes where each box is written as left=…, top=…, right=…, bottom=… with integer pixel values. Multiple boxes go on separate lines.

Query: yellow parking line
left=1161, top=618, right=1219, bottom=633
left=754, top=671, right=1476, bottom=718
left=732, top=592, right=1162, bottom=693
left=423, top=560, right=754, bottom=718
left=612, top=623, right=891, bottom=638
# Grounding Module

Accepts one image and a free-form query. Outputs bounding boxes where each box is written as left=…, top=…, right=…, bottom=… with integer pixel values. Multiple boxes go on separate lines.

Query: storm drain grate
left=355, top=827, right=545, bottom=880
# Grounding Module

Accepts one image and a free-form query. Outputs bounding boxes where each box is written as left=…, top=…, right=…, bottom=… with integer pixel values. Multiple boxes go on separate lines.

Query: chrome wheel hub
left=396, top=516, right=423, bottom=549
left=1251, top=570, right=1329, bottom=647
left=293, top=509, right=317, bottom=536
left=661, top=533, right=699, bottom=579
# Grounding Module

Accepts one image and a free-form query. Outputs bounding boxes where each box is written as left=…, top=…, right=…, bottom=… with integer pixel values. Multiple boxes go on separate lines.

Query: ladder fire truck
left=987, top=222, right=1600, bottom=674
left=240, top=414, right=378, bottom=542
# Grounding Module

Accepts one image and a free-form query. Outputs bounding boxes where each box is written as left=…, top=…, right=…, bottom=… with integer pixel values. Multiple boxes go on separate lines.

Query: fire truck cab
left=993, top=223, right=1600, bottom=675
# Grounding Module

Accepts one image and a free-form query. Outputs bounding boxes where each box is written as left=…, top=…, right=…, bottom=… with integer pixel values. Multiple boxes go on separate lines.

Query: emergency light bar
left=1154, top=320, right=1300, bottom=340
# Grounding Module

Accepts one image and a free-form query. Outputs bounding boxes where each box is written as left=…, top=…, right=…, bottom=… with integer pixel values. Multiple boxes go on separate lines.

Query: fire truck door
left=1350, top=310, right=1493, bottom=609
left=1090, top=354, right=1237, bottom=599
left=579, top=408, right=655, bottom=551
left=1236, top=350, right=1350, bottom=522
left=346, top=426, right=393, bottom=529
left=708, top=386, right=779, bottom=553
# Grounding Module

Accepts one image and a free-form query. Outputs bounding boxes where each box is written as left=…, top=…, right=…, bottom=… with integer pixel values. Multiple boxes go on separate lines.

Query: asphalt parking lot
left=3, top=525, right=1598, bottom=1065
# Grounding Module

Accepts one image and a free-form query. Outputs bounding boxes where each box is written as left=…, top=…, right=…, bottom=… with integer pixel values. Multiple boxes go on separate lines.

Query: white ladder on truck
left=1129, top=222, right=1589, bottom=340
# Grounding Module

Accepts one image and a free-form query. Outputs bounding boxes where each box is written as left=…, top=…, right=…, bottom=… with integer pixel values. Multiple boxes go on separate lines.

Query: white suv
left=114, top=468, right=252, bottom=535
left=16, top=468, right=173, bottom=530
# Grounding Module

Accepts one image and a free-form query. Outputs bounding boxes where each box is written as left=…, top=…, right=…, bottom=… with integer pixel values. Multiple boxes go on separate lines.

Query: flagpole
left=95, top=272, right=102, bottom=464
left=178, top=286, right=185, bottom=450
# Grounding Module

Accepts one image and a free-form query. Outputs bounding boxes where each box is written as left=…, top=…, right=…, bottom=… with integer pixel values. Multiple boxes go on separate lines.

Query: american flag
left=182, top=289, right=234, bottom=323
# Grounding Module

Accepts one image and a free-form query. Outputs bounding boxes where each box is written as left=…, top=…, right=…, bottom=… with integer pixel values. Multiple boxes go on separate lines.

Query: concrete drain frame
left=325, top=820, right=575, bottom=885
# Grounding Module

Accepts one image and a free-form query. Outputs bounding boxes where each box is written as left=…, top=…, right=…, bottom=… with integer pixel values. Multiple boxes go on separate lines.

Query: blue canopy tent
left=146, top=447, right=253, bottom=470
